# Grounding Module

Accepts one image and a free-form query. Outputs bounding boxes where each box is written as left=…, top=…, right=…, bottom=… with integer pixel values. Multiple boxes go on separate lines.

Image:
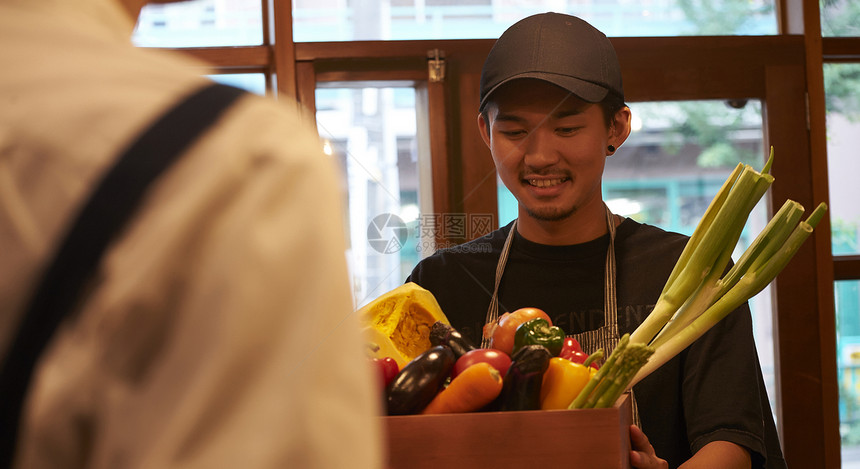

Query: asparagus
left=593, top=344, right=654, bottom=408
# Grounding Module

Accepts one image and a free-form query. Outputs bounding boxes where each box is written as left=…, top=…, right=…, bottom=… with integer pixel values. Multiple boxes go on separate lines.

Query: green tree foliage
left=673, top=101, right=759, bottom=168
left=821, top=0, right=860, bottom=37
left=821, top=0, right=860, bottom=120
left=667, top=1, right=860, bottom=165
left=676, top=0, right=774, bottom=35
left=824, top=64, right=860, bottom=120
left=658, top=1, right=775, bottom=167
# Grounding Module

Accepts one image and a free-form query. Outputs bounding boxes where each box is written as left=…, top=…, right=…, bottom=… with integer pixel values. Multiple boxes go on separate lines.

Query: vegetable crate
left=383, top=393, right=632, bottom=469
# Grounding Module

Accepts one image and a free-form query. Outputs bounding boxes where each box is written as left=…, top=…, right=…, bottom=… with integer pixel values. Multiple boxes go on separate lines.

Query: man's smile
left=526, top=177, right=570, bottom=188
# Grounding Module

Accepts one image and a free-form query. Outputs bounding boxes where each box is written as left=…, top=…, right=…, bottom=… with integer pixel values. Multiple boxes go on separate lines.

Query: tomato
left=453, top=348, right=512, bottom=378
left=490, top=307, right=552, bottom=356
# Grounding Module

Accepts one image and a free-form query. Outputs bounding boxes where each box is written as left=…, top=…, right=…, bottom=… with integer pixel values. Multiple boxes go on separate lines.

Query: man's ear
left=609, top=106, right=632, bottom=150
left=477, top=112, right=491, bottom=148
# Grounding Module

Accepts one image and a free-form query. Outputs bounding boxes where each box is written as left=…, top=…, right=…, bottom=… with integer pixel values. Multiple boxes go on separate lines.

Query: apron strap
left=481, top=219, right=517, bottom=348
left=604, top=204, right=618, bottom=329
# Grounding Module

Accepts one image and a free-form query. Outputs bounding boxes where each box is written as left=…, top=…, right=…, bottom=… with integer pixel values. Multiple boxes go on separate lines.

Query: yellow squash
left=358, top=282, right=450, bottom=368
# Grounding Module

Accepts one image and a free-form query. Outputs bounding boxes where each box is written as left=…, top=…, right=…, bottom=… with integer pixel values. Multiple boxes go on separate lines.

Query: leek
left=647, top=199, right=805, bottom=349
left=628, top=158, right=775, bottom=346
left=568, top=148, right=827, bottom=408
left=630, top=202, right=827, bottom=387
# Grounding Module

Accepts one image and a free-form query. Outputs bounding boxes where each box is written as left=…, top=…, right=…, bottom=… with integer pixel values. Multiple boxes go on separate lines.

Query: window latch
left=427, top=49, right=446, bottom=83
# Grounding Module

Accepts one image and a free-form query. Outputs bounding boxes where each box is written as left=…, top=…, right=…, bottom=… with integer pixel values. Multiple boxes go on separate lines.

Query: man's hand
left=629, top=425, right=668, bottom=469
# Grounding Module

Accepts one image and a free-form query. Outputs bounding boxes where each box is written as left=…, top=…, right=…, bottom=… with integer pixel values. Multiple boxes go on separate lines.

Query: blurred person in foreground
left=0, top=0, right=382, bottom=467
left=407, top=12, right=785, bottom=469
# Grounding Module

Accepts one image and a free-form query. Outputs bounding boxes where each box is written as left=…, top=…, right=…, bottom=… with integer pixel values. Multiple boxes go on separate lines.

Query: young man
left=407, top=13, right=785, bottom=469
left=0, top=0, right=382, bottom=467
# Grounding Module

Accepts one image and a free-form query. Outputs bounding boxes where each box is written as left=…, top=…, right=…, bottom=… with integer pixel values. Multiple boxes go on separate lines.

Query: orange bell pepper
left=540, top=357, right=591, bottom=410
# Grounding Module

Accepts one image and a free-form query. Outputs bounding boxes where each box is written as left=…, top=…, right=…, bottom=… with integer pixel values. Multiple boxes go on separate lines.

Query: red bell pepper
left=560, top=337, right=582, bottom=355
left=559, top=337, right=600, bottom=370
left=371, top=356, right=399, bottom=389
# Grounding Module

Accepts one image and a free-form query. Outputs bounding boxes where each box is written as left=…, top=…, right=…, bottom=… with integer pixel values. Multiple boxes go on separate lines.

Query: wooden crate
left=383, top=393, right=632, bottom=469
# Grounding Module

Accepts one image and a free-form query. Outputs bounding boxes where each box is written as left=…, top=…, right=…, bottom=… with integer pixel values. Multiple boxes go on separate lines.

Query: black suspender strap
left=0, top=83, right=246, bottom=468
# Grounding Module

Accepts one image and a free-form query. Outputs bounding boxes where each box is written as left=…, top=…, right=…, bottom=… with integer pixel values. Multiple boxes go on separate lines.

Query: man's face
left=479, top=80, right=617, bottom=224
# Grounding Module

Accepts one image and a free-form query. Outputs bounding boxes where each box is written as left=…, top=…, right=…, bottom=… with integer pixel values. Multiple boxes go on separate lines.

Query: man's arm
left=679, top=441, right=751, bottom=469
left=630, top=426, right=751, bottom=469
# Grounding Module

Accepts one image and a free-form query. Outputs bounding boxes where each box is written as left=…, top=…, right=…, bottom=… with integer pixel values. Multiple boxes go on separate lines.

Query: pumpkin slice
left=358, top=282, right=450, bottom=368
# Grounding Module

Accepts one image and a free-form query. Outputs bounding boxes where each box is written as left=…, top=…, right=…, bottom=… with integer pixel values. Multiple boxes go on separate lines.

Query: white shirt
left=0, top=0, right=383, bottom=467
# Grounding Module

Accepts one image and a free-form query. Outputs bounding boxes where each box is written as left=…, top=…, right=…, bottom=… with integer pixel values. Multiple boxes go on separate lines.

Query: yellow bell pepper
left=540, top=357, right=592, bottom=410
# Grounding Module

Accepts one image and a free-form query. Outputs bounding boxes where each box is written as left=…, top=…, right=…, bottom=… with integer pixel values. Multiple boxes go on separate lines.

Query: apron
left=480, top=204, right=640, bottom=425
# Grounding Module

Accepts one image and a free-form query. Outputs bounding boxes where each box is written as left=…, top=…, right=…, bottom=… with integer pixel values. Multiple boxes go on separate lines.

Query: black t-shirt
left=407, top=219, right=786, bottom=468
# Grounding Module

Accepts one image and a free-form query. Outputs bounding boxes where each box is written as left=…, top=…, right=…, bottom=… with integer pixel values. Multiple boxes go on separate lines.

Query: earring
left=607, top=144, right=616, bottom=154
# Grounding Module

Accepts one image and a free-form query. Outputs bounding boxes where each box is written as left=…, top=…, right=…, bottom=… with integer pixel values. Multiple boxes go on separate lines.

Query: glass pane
left=293, top=0, right=777, bottom=42
left=316, top=85, right=433, bottom=308
left=209, top=73, right=267, bottom=95
left=837, top=280, right=860, bottom=467
left=134, top=0, right=263, bottom=48
left=821, top=0, right=860, bottom=37
left=826, top=62, right=860, bottom=466
left=824, top=63, right=860, bottom=256
left=498, top=98, right=777, bottom=421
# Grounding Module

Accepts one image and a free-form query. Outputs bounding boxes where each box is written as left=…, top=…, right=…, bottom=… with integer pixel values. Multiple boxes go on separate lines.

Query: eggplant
left=496, top=344, right=552, bottom=411
left=385, top=345, right=455, bottom=415
left=428, top=321, right=477, bottom=359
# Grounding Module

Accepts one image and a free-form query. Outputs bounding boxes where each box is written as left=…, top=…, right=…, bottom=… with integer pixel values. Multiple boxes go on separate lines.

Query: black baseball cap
left=479, top=12, right=624, bottom=112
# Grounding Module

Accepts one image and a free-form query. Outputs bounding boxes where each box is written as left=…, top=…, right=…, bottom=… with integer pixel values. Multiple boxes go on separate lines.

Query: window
left=821, top=2, right=860, bottom=462
left=315, top=84, right=433, bottom=307
left=821, top=0, right=860, bottom=37
left=824, top=64, right=860, bottom=258
left=292, top=0, right=777, bottom=42
left=824, top=61, right=860, bottom=463
left=134, top=0, right=263, bottom=47
left=209, top=73, right=267, bottom=95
